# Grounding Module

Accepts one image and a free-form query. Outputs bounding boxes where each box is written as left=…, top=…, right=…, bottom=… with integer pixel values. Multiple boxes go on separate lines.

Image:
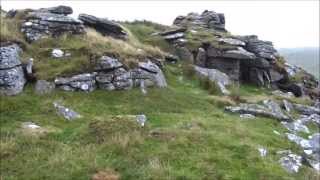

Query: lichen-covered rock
left=53, top=102, right=81, bottom=120
left=293, top=103, right=320, bottom=115
left=194, top=65, right=231, bottom=95
left=38, top=5, right=73, bottom=15
left=95, top=56, right=123, bottom=71
left=278, top=150, right=303, bottom=173
left=35, top=80, right=55, bottom=95
left=225, top=102, right=290, bottom=121
left=174, top=10, right=226, bottom=31
left=0, top=44, right=26, bottom=96
left=21, top=8, right=84, bottom=42
left=55, top=73, right=96, bottom=92
left=78, top=14, right=127, bottom=39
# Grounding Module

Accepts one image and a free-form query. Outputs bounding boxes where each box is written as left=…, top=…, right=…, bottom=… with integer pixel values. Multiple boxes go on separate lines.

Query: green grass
left=1, top=63, right=319, bottom=180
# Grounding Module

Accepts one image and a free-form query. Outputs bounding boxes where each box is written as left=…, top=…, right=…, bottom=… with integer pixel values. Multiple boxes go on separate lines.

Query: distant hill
left=278, top=47, right=319, bottom=78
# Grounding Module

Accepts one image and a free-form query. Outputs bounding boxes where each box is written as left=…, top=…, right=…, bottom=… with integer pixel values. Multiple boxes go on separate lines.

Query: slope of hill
left=1, top=5, right=320, bottom=180
left=279, top=47, right=319, bottom=78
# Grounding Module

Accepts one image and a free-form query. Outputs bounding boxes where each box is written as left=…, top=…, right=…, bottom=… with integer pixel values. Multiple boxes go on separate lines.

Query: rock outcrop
left=0, top=44, right=26, bottom=96
left=174, top=10, right=226, bottom=31
left=20, top=6, right=84, bottom=42
left=78, top=14, right=128, bottom=39
left=53, top=56, right=167, bottom=92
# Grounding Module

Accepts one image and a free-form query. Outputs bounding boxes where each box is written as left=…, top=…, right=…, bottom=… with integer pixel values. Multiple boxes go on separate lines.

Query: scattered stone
left=55, top=73, right=96, bottom=92
left=51, top=49, right=64, bottom=58
left=225, top=103, right=290, bottom=121
left=53, top=102, right=81, bottom=120
left=293, top=103, right=320, bottom=115
left=278, top=151, right=303, bottom=173
left=0, top=44, right=26, bottom=96
left=136, top=114, right=147, bottom=127
left=194, top=66, right=231, bottom=95
left=258, top=147, right=267, bottom=157
left=78, top=13, right=127, bottom=39
left=286, top=133, right=311, bottom=149
left=35, top=80, right=55, bottom=95
left=21, top=122, right=49, bottom=135
left=281, top=121, right=310, bottom=134
left=240, top=114, right=255, bottom=119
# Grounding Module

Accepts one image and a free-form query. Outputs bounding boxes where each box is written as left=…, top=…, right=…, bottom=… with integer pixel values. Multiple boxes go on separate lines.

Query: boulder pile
left=20, top=6, right=84, bottom=42
left=54, top=56, right=167, bottom=92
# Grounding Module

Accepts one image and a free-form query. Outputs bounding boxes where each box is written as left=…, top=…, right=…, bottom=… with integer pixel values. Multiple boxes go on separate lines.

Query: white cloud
left=1, top=0, right=319, bottom=48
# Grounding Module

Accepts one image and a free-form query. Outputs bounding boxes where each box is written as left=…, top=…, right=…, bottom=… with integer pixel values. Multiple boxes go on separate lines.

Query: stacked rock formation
left=78, top=14, right=128, bottom=39
left=54, top=56, right=167, bottom=92
left=20, top=6, right=84, bottom=42
left=174, top=10, right=226, bottom=31
left=0, top=44, right=26, bottom=95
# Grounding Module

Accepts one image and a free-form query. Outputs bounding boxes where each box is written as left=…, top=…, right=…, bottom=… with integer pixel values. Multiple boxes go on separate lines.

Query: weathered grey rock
left=286, top=133, right=311, bottom=149
left=0, top=44, right=26, bottom=96
left=283, top=99, right=294, bottom=112
left=51, top=49, right=64, bottom=58
left=218, top=38, right=245, bottom=46
left=224, top=47, right=256, bottom=60
left=284, top=63, right=302, bottom=78
left=95, top=56, right=123, bottom=71
left=55, top=73, right=96, bottom=92
left=194, top=66, right=231, bottom=95
left=299, top=114, right=320, bottom=126
left=225, top=102, right=290, bottom=121
left=240, top=114, right=256, bottom=119
left=272, top=90, right=295, bottom=99
left=136, top=114, right=147, bottom=127
left=293, top=103, right=320, bottom=115
left=195, top=47, right=206, bottom=67
left=239, top=35, right=279, bottom=61
left=35, top=80, right=55, bottom=95
left=38, top=5, right=73, bottom=15
left=175, top=46, right=194, bottom=63
left=78, top=14, right=127, bottom=39
left=21, top=11, right=84, bottom=42
left=281, top=121, right=310, bottom=134
left=113, top=71, right=133, bottom=90
left=5, top=9, right=17, bottom=18
left=159, top=28, right=186, bottom=42
left=137, top=61, right=167, bottom=88
left=278, top=151, right=303, bottom=173
left=174, top=10, right=226, bottom=31
left=263, top=100, right=287, bottom=119
left=0, top=44, right=22, bottom=69
left=26, top=58, right=33, bottom=75
left=278, top=83, right=305, bottom=97
left=53, top=102, right=81, bottom=120
left=314, top=100, right=320, bottom=109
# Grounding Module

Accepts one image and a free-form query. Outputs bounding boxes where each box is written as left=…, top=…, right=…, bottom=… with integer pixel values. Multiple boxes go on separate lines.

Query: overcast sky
left=2, top=1, right=319, bottom=48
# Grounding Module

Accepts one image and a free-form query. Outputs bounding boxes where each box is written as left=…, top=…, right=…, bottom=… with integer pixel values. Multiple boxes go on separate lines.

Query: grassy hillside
left=1, top=63, right=319, bottom=180
left=279, top=47, right=319, bottom=78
